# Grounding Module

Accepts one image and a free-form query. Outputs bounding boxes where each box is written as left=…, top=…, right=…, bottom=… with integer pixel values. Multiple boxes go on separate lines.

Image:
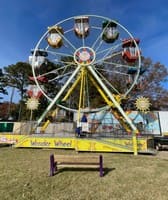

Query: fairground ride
left=28, top=15, right=143, bottom=155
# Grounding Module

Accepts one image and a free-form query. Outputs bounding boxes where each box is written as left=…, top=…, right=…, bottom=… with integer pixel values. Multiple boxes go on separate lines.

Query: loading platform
left=0, top=133, right=154, bottom=154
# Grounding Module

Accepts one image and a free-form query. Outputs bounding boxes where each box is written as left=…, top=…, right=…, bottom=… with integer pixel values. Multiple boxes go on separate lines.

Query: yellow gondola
left=47, top=26, right=64, bottom=48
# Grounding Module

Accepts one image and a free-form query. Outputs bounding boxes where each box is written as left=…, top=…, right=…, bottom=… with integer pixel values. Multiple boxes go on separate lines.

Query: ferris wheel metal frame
left=30, top=15, right=141, bottom=146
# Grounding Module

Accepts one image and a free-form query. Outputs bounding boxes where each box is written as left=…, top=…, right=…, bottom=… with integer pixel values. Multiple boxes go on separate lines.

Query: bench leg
left=99, top=155, right=103, bottom=177
left=50, top=154, right=55, bottom=176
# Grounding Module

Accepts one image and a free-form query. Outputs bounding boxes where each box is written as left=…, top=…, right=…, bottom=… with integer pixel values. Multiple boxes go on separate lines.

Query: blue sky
left=0, top=0, right=168, bottom=102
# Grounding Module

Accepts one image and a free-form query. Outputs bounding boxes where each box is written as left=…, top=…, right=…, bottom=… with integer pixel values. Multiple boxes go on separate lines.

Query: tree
left=125, top=57, right=168, bottom=110
left=3, top=62, right=32, bottom=100
left=0, top=68, right=8, bottom=102
left=2, top=62, right=32, bottom=120
left=0, top=102, right=18, bottom=120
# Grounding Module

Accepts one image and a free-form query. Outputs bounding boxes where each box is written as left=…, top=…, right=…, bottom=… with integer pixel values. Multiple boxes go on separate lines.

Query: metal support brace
left=87, top=65, right=138, bottom=155
left=36, top=65, right=81, bottom=128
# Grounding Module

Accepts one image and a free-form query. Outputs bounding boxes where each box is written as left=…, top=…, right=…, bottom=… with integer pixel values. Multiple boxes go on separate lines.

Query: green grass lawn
left=0, top=146, right=167, bottom=200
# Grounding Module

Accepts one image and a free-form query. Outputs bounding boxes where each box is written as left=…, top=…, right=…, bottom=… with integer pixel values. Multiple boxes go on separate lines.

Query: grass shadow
left=103, top=167, right=115, bottom=176
left=53, top=167, right=115, bottom=177
left=0, top=144, right=11, bottom=147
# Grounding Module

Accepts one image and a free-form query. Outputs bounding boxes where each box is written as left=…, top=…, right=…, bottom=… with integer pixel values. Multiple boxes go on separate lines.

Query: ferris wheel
left=29, top=15, right=141, bottom=128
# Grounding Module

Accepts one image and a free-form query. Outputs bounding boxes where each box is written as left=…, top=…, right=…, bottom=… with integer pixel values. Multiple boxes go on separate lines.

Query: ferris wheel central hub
left=74, top=47, right=95, bottom=65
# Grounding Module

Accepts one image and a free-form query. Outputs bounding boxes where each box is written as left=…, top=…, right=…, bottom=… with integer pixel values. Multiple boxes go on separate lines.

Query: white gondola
left=29, top=49, right=48, bottom=68
left=74, top=16, right=89, bottom=38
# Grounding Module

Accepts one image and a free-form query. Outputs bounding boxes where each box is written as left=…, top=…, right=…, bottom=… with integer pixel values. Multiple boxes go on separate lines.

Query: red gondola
left=27, top=85, right=43, bottom=98
left=29, top=76, right=48, bottom=83
left=122, top=38, right=140, bottom=63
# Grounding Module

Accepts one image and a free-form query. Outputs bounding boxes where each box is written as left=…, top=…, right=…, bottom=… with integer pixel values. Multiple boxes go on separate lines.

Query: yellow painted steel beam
left=88, top=74, right=113, bottom=106
left=78, top=68, right=85, bottom=121
left=132, top=133, right=138, bottom=156
left=40, top=120, right=50, bottom=132
left=40, top=109, right=58, bottom=132
left=62, top=73, right=82, bottom=101
left=82, top=71, right=86, bottom=108
left=41, top=73, right=82, bottom=133
left=88, top=74, right=132, bottom=133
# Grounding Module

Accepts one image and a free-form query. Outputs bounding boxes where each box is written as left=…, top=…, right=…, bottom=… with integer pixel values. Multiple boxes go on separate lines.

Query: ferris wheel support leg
left=41, top=75, right=82, bottom=133
left=87, top=65, right=138, bottom=155
left=35, top=65, right=81, bottom=129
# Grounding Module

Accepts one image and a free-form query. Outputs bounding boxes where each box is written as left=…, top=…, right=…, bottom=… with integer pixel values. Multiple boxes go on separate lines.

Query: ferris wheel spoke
left=94, top=68, right=121, bottom=95
left=91, top=21, right=111, bottom=50
left=82, top=33, right=86, bottom=47
left=94, top=51, right=121, bottom=65
left=46, top=50, right=73, bottom=58
left=60, top=63, right=76, bottom=77
left=64, top=28, right=74, bottom=34
left=94, top=44, right=123, bottom=65
left=40, top=63, right=75, bottom=77
left=55, top=28, right=77, bottom=51
left=57, top=60, right=76, bottom=66
left=37, top=69, right=58, bottom=77
left=95, top=67, right=130, bottom=76
left=91, top=32, right=104, bottom=51
left=96, top=41, right=122, bottom=56
left=102, top=60, right=138, bottom=70
left=53, top=64, right=75, bottom=72
left=48, top=71, right=74, bottom=82
left=95, top=40, right=104, bottom=53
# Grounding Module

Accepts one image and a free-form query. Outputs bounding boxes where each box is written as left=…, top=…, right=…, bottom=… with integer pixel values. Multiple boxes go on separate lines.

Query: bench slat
left=58, top=164, right=99, bottom=168
left=57, top=161, right=99, bottom=164
left=56, top=159, right=99, bottom=163
left=54, top=155, right=99, bottom=164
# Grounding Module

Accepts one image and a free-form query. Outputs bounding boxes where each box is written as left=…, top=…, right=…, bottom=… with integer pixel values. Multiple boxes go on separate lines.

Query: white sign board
left=81, top=122, right=89, bottom=132
left=158, top=111, right=168, bottom=135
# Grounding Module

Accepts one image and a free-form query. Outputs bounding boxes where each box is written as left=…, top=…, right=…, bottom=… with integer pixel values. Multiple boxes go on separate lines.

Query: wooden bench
left=50, top=154, right=104, bottom=177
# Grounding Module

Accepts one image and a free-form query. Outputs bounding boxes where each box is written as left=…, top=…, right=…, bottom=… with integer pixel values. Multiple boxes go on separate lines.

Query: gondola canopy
left=29, top=49, right=48, bottom=68
left=47, top=26, right=64, bottom=48
left=122, top=38, right=140, bottom=63
left=27, top=84, right=43, bottom=98
left=74, top=16, right=89, bottom=38
left=102, top=20, right=119, bottom=43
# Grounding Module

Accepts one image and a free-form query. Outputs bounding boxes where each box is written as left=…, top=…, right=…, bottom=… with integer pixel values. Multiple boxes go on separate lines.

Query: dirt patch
left=156, top=151, right=168, bottom=160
